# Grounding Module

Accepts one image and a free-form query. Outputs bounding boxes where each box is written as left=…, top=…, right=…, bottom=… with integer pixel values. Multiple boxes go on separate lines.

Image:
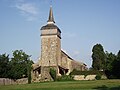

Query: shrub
left=57, top=75, right=74, bottom=81
left=70, top=69, right=105, bottom=76
left=49, top=68, right=56, bottom=81
left=95, top=74, right=101, bottom=80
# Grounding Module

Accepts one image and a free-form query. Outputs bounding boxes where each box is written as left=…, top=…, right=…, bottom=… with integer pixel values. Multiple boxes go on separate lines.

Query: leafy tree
left=105, top=52, right=116, bottom=71
left=105, top=50, right=120, bottom=79
left=9, top=50, right=33, bottom=81
left=111, top=50, right=120, bottom=78
left=92, top=44, right=106, bottom=70
left=0, top=54, right=9, bottom=78
left=117, top=50, right=120, bottom=60
left=105, top=52, right=117, bottom=78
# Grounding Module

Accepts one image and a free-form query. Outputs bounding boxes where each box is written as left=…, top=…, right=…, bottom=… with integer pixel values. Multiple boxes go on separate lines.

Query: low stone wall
left=73, top=75, right=96, bottom=80
left=16, top=78, right=28, bottom=84
left=73, top=75, right=107, bottom=80
left=85, top=75, right=96, bottom=80
left=0, top=78, right=28, bottom=85
left=0, top=78, right=15, bottom=85
left=73, top=75, right=85, bottom=80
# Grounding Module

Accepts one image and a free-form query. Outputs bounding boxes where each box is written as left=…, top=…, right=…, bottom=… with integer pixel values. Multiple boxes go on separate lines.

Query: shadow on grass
left=93, top=85, right=120, bottom=90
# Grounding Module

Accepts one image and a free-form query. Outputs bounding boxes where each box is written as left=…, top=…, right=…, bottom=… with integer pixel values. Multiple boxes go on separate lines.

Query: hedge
left=70, top=69, right=105, bottom=76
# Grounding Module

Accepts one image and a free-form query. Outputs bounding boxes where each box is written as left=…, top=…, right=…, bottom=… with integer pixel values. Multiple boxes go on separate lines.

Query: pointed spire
left=47, top=6, right=55, bottom=24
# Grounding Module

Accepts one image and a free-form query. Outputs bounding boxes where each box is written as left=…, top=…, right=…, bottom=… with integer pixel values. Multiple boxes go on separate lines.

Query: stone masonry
left=31, top=6, right=87, bottom=82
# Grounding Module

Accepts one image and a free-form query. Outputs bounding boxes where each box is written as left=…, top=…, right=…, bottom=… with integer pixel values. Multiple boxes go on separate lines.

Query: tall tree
left=105, top=52, right=117, bottom=78
left=105, top=52, right=116, bottom=71
left=92, top=44, right=106, bottom=70
left=9, top=50, right=33, bottom=80
left=117, top=50, right=120, bottom=59
left=112, top=50, right=120, bottom=78
left=0, top=54, right=9, bottom=78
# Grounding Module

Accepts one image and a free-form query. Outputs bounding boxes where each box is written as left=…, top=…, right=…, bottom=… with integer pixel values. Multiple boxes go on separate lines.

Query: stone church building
left=31, top=6, right=87, bottom=82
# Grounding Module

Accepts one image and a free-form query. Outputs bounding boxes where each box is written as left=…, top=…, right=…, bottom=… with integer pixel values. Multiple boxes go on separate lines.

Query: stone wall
left=41, top=36, right=61, bottom=66
left=61, top=51, right=69, bottom=68
left=61, top=50, right=87, bottom=75
left=0, top=78, right=28, bottom=85
left=73, top=75, right=96, bottom=80
left=71, top=60, right=87, bottom=71
left=73, top=75, right=107, bottom=80
left=41, top=66, right=54, bottom=81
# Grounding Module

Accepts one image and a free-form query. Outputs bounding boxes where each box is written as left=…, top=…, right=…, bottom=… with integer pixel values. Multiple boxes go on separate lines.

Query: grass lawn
left=0, top=80, right=120, bottom=90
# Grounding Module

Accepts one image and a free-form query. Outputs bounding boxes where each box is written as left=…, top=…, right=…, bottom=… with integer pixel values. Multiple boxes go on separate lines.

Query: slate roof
left=47, top=6, right=55, bottom=23
left=41, top=24, right=61, bottom=33
left=41, top=6, right=61, bottom=33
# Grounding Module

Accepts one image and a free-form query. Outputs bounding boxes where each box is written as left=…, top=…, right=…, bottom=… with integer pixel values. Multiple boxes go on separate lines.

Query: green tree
left=105, top=52, right=116, bottom=71
left=27, top=60, right=33, bottom=84
left=105, top=52, right=117, bottom=78
left=0, top=54, right=9, bottom=78
left=92, top=44, right=106, bottom=70
left=112, top=50, right=120, bottom=78
left=9, top=50, right=33, bottom=81
left=117, top=50, right=120, bottom=60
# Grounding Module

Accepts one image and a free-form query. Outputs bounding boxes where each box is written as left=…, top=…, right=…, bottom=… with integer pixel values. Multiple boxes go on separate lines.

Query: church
left=31, top=6, right=87, bottom=82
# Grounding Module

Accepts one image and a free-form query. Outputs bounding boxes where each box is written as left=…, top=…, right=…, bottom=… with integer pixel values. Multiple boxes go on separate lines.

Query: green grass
left=0, top=80, right=120, bottom=90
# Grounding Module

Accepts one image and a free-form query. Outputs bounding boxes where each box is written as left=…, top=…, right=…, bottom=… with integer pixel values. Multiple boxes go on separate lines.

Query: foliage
left=0, top=54, right=10, bottom=78
left=0, top=50, right=33, bottom=83
left=49, top=68, right=56, bottom=81
left=111, top=50, right=120, bottom=79
left=57, top=75, right=74, bottom=81
left=70, top=69, right=105, bottom=76
left=92, top=44, right=106, bottom=70
left=91, top=44, right=120, bottom=79
left=105, top=50, right=120, bottom=79
left=91, top=43, right=120, bottom=79
left=95, top=74, right=101, bottom=80
left=105, top=52, right=117, bottom=79
left=105, top=52, right=116, bottom=71
left=27, top=60, right=33, bottom=84
left=8, top=50, right=32, bottom=80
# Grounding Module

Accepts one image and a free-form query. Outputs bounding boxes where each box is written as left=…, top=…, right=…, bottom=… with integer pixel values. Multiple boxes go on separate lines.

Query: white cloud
left=15, top=3, right=38, bottom=15
left=12, top=0, right=39, bottom=21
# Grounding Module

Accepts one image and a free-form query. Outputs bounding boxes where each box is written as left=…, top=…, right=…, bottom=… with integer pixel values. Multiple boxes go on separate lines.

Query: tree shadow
left=93, top=85, right=120, bottom=90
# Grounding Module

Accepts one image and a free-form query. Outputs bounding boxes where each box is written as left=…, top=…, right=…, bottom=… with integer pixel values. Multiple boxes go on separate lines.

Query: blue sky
left=0, top=0, right=120, bottom=68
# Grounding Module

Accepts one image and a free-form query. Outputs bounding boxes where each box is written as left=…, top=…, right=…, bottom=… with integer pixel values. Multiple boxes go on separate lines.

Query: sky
left=0, top=0, right=120, bottom=68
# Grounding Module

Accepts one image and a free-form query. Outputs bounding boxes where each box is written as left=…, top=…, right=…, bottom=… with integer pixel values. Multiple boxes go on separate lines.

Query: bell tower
left=40, top=6, right=61, bottom=80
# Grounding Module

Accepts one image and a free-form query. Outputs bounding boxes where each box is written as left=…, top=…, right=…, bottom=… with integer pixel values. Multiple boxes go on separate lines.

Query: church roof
left=41, top=6, right=61, bottom=33
left=61, top=50, right=74, bottom=60
left=47, top=6, right=55, bottom=23
left=41, top=24, right=61, bottom=33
